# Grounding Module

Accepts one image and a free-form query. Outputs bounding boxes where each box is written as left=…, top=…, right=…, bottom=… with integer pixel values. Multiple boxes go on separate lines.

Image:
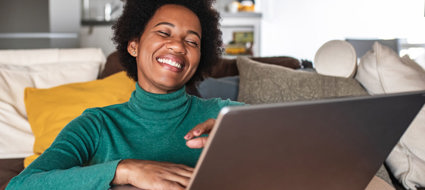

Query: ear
left=127, top=40, right=138, bottom=57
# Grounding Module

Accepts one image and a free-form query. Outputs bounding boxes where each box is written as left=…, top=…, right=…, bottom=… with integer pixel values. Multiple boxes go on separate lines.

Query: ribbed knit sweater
left=7, top=84, right=243, bottom=189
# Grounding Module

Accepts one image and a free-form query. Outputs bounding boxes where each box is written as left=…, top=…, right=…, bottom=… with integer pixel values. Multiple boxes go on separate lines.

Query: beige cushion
left=236, top=56, right=368, bottom=104
left=0, top=48, right=105, bottom=159
left=355, top=42, right=425, bottom=190
left=356, top=43, right=425, bottom=95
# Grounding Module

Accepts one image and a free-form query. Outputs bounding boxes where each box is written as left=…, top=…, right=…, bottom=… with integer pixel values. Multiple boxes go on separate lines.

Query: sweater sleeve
left=6, top=111, right=120, bottom=190
left=220, top=98, right=246, bottom=107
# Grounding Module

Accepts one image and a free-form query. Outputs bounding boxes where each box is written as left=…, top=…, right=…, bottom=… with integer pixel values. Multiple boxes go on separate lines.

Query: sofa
left=0, top=42, right=424, bottom=190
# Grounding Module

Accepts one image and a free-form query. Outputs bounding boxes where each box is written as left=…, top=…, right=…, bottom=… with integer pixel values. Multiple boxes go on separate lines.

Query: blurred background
left=0, top=0, right=424, bottom=67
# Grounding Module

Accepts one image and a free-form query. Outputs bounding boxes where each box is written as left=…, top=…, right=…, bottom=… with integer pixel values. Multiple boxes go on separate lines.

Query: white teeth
left=158, top=58, right=182, bottom=69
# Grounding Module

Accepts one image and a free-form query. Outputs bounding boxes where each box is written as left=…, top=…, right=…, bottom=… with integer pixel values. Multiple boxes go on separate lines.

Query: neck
left=137, top=81, right=181, bottom=94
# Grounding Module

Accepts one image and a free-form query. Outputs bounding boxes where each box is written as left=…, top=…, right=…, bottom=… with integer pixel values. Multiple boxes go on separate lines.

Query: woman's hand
left=112, top=159, right=193, bottom=190
left=184, top=118, right=216, bottom=149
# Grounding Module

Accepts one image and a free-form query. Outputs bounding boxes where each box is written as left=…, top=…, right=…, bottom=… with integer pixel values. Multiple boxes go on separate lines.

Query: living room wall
left=79, top=0, right=425, bottom=67
left=259, top=0, right=425, bottom=67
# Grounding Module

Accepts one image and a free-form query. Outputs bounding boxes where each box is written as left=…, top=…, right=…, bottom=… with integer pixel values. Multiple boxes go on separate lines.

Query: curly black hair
left=112, top=0, right=222, bottom=86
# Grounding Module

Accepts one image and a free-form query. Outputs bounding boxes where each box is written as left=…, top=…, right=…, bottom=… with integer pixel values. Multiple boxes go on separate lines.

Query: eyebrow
left=154, top=22, right=201, bottom=40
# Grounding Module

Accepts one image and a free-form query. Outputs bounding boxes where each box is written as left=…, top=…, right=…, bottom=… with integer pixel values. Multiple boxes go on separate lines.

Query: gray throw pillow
left=197, top=76, right=239, bottom=101
left=236, top=56, right=368, bottom=104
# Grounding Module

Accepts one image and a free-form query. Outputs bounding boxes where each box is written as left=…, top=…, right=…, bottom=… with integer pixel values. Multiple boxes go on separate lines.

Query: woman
left=7, top=0, right=243, bottom=189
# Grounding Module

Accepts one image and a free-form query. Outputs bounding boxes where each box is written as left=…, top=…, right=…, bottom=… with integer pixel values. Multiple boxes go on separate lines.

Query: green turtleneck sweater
left=7, top=84, right=243, bottom=190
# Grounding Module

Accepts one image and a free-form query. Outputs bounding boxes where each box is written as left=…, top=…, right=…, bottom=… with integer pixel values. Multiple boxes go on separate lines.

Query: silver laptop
left=111, top=91, right=424, bottom=190
left=186, top=91, right=425, bottom=190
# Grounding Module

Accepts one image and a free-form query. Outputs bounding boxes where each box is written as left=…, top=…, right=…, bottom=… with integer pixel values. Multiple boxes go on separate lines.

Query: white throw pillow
left=0, top=62, right=102, bottom=116
left=0, top=48, right=105, bottom=66
left=355, top=42, right=425, bottom=190
left=0, top=62, right=101, bottom=158
left=0, top=48, right=106, bottom=158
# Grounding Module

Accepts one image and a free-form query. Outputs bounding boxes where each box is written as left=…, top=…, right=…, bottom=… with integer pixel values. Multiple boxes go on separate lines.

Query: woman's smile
left=156, top=55, right=185, bottom=72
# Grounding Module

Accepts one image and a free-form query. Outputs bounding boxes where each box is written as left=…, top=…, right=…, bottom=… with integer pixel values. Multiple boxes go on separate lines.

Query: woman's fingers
left=186, top=137, right=208, bottom=149
left=150, top=180, right=186, bottom=190
left=184, top=119, right=216, bottom=149
left=113, top=159, right=194, bottom=190
left=184, top=118, right=215, bottom=140
left=163, top=170, right=191, bottom=187
left=150, top=163, right=193, bottom=189
left=163, top=163, right=194, bottom=177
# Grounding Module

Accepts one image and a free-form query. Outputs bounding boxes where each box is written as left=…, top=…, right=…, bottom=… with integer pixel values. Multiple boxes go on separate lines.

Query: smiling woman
left=113, top=0, right=223, bottom=88
left=5, top=1, right=245, bottom=190
left=128, top=4, right=202, bottom=94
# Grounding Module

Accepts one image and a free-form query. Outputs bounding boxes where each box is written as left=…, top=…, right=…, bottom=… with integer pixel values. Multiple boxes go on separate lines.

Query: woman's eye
left=186, top=40, right=199, bottom=47
left=157, top=31, right=170, bottom=37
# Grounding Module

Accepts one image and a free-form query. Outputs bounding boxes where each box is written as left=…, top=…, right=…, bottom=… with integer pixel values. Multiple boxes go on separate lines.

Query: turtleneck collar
left=128, top=84, right=190, bottom=121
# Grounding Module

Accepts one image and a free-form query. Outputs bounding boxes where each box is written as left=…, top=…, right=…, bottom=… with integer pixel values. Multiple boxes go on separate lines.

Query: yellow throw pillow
left=24, top=71, right=135, bottom=167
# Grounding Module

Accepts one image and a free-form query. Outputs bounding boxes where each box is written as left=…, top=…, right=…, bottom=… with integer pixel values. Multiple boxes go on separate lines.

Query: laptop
left=186, top=91, right=425, bottom=190
left=111, top=91, right=425, bottom=190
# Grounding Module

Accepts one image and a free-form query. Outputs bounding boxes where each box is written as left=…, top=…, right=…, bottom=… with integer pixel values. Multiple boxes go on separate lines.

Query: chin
left=158, top=82, right=185, bottom=92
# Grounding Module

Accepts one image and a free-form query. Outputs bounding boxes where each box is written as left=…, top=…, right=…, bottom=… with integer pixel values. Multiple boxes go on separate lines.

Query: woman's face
left=128, top=4, right=202, bottom=94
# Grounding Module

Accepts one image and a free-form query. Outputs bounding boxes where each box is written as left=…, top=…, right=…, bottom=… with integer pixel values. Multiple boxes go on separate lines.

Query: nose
left=166, top=38, right=187, bottom=55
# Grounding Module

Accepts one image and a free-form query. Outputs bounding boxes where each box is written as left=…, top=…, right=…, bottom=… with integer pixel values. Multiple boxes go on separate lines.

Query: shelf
left=220, top=13, right=261, bottom=56
left=222, top=54, right=252, bottom=59
left=81, top=19, right=116, bottom=26
left=221, top=12, right=262, bottom=18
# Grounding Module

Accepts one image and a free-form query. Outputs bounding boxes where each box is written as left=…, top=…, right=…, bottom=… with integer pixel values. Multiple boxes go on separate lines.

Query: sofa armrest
left=0, top=158, right=24, bottom=190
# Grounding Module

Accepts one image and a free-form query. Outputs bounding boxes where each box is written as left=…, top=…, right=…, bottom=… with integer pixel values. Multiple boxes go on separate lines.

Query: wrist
left=112, top=159, right=132, bottom=185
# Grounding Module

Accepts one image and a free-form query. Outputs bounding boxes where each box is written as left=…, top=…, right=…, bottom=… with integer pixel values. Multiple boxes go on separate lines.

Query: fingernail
left=185, top=134, right=191, bottom=139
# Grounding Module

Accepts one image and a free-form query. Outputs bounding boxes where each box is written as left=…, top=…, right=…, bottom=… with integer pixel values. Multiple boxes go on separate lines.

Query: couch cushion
left=356, top=43, right=425, bottom=94
left=0, top=58, right=104, bottom=158
left=23, top=71, right=135, bottom=167
left=355, top=42, right=425, bottom=190
left=236, top=56, right=368, bottom=104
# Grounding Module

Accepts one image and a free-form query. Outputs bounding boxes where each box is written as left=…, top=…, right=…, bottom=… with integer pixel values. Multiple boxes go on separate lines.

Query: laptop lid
left=187, top=91, right=425, bottom=190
